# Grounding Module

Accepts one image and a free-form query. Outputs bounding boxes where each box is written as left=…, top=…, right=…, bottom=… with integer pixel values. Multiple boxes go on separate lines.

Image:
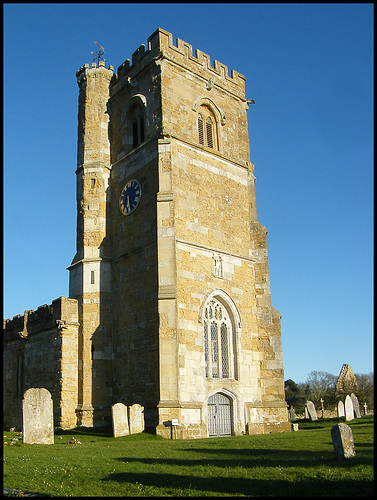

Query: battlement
left=76, top=61, right=114, bottom=87
left=112, top=28, right=246, bottom=94
left=3, top=297, right=79, bottom=341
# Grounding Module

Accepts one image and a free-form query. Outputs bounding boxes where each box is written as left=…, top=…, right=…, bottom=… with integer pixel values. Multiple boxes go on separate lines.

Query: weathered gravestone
left=331, top=423, right=356, bottom=459
left=344, top=395, right=354, bottom=421
left=350, top=393, right=361, bottom=418
left=306, top=401, right=318, bottom=421
left=128, top=403, right=145, bottom=435
left=112, top=403, right=129, bottom=438
left=22, top=388, right=54, bottom=444
left=337, top=400, right=345, bottom=418
left=288, top=406, right=295, bottom=420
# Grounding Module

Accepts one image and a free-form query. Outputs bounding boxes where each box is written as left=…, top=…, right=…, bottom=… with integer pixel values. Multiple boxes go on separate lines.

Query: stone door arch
left=208, top=392, right=232, bottom=437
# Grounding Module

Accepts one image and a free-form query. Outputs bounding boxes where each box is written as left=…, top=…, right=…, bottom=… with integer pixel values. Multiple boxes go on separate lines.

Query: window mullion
left=217, top=319, right=223, bottom=378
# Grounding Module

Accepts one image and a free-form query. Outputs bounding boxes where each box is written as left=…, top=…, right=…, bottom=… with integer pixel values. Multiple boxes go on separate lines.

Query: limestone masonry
left=3, top=28, right=290, bottom=437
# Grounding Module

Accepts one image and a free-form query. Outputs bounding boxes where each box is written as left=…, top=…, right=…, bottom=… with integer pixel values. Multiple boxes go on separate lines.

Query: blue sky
left=4, top=3, right=373, bottom=384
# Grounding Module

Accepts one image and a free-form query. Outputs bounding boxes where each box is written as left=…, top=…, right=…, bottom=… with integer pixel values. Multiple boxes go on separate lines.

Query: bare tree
left=355, top=372, right=374, bottom=409
left=305, top=371, right=337, bottom=407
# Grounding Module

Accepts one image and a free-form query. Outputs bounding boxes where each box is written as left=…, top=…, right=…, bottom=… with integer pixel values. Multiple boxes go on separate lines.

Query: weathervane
left=91, top=41, right=105, bottom=65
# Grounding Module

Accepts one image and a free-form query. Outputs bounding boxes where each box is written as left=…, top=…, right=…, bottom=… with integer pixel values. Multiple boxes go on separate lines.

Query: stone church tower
left=3, top=28, right=290, bottom=438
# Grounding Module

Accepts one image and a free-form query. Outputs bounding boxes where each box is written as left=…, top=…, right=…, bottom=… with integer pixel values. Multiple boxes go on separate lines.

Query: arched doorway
left=208, top=392, right=232, bottom=437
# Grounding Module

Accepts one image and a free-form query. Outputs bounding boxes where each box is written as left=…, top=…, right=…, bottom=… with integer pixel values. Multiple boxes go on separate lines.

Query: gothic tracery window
left=204, top=297, right=235, bottom=379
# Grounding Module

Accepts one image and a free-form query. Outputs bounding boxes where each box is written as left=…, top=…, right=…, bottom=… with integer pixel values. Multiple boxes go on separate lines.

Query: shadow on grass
left=102, top=471, right=373, bottom=497
left=114, top=447, right=373, bottom=469
left=54, top=426, right=113, bottom=437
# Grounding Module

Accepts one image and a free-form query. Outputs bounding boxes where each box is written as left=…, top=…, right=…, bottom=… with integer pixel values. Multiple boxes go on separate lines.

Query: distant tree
left=305, top=371, right=337, bottom=408
left=355, top=372, right=374, bottom=409
left=284, top=379, right=308, bottom=412
left=284, top=379, right=299, bottom=399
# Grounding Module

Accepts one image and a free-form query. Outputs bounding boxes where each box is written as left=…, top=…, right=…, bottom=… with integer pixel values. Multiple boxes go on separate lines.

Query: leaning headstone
left=344, top=395, right=354, bottom=421
left=111, top=403, right=129, bottom=438
left=128, top=403, right=145, bottom=435
left=350, top=393, right=361, bottom=418
left=306, top=401, right=318, bottom=421
left=331, top=423, right=356, bottom=459
left=337, top=400, right=345, bottom=418
left=22, top=388, right=54, bottom=444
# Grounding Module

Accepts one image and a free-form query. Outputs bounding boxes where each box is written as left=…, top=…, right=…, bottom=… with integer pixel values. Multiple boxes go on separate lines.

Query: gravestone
left=331, top=423, right=356, bottom=459
left=128, top=404, right=145, bottom=435
left=22, top=388, right=54, bottom=444
left=306, top=401, right=318, bottom=421
left=344, top=395, right=354, bottom=421
left=363, top=403, right=368, bottom=415
left=288, top=406, right=295, bottom=420
left=320, top=397, right=325, bottom=418
left=337, top=400, right=345, bottom=418
left=111, top=403, right=129, bottom=438
left=350, top=393, right=361, bottom=418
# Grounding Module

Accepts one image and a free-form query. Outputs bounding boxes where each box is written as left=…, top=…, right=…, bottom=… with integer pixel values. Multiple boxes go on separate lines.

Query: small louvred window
left=198, top=114, right=204, bottom=145
left=206, top=117, right=213, bottom=149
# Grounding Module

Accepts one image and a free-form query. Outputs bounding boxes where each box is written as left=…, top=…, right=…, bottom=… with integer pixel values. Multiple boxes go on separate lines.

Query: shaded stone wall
left=3, top=297, right=79, bottom=430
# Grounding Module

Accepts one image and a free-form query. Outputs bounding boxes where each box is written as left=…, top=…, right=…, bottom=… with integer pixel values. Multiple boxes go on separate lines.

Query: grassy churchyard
left=3, top=416, right=373, bottom=497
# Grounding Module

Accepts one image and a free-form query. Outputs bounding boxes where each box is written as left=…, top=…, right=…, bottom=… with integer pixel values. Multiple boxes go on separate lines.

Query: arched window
left=121, top=95, right=147, bottom=155
left=197, top=106, right=217, bottom=150
left=131, top=104, right=145, bottom=148
left=203, top=296, right=236, bottom=378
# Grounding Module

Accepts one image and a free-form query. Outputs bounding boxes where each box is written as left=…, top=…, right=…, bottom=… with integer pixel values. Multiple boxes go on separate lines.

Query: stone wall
left=3, top=297, right=79, bottom=430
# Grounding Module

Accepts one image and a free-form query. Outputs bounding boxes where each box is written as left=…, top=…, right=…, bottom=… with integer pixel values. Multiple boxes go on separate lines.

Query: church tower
left=69, top=28, right=290, bottom=437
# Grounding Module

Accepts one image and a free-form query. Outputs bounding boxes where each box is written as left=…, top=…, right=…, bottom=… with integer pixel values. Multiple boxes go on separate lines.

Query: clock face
left=119, top=179, right=142, bottom=215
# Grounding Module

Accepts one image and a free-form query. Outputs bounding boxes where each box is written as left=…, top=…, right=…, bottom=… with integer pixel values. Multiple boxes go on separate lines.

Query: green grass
left=3, top=416, right=373, bottom=497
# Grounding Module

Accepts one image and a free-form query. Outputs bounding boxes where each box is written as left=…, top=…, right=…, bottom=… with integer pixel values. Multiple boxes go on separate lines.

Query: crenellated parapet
left=3, top=297, right=79, bottom=341
left=76, top=60, right=114, bottom=88
left=111, top=28, right=246, bottom=98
